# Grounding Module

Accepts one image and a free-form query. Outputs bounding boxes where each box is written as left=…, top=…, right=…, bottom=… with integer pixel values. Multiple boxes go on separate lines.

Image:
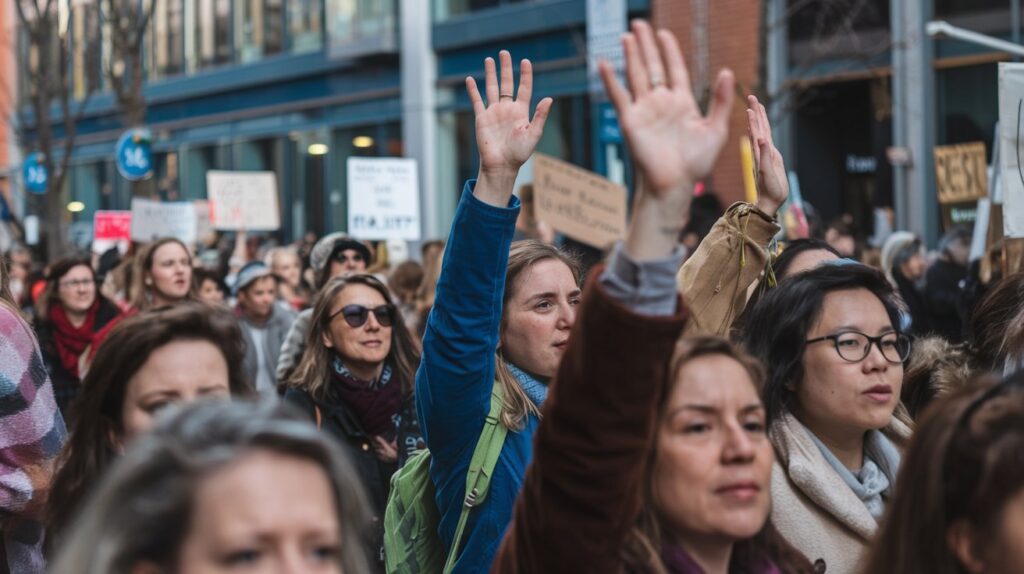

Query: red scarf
left=49, top=302, right=98, bottom=378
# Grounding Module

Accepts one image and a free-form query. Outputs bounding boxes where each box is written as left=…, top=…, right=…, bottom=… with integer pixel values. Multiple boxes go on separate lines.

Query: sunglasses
left=328, top=304, right=394, bottom=328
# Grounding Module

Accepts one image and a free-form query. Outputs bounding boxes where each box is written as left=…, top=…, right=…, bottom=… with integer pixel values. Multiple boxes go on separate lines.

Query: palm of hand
left=476, top=103, right=540, bottom=172
left=621, top=92, right=726, bottom=194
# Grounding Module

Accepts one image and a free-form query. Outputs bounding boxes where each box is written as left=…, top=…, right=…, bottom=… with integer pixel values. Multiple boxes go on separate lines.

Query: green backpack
left=384, top=383, right=508, bottom=574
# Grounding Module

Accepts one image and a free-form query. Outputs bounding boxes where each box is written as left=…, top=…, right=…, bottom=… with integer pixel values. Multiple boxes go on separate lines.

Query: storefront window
left=189, top=0, right=231, bottom=71
left=328, top=123, right=402, bottom=232
left=289, top=0, right=323, bottom=54
left=237, top=0, right=284, bottom=64
left=148, top=0, right=184, bottom=80
left=326, top=0, right=397, bottom=58
left=181, top=144, right=228, bottom=200
left=786, top=0, right=889, bottom=69
left=935, top=0, right=1010, bottom=18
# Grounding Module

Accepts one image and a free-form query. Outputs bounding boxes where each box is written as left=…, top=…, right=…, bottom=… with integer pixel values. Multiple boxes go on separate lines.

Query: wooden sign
left=934, top=142, right=988, bottom=205
left=533, top=153, right=627, bottom=249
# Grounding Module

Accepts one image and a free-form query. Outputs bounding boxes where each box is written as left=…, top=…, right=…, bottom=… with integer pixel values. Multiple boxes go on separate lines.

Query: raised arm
left=416, top=51, right=552, bottom=455
left=676, top=95, right=790, bottom=336
left=495, top=20, right=729, bottom=572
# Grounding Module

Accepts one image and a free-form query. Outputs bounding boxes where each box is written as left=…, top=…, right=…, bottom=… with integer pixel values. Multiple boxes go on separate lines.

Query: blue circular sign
left=116, top=128, right=154, bottom=181
left=23, top=152, right=48, bottom=195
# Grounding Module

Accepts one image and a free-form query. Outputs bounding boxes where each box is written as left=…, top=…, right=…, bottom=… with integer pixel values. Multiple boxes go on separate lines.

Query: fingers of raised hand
left=530, top=97, right=554, bottom=134
left=599, top=58, right=631, bottom=112
left=484, top=56, right=499, bottom=105
left=633, top=20, right=667, bottom=90
left=658, top=29, right=691, bottom=94
left=623, top=33, right=648, bottom=100
left=466, top=76, right=485, bottom=115
left=517, top=58, right=534, bottom=105
left=706, top=69, right=736, bottom=138
left=499, top=50, right=515, bottom=101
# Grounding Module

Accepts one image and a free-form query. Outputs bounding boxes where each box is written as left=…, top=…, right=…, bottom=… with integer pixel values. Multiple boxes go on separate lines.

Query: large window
left=237, top=0, right=284, bottom=63
left=189, top=0, right=231, bottom=70
left=434, top=0, right=531, bottom=21
left=327, top=0, right=397, bottom=58
left=289, top=0, right=323, bottom=54
left=148, top=0, right=185, bottom=80
left=72, top=1, right=102, bottom=99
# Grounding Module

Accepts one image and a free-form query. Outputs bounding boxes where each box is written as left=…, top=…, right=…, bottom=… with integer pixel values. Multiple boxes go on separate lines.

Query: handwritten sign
left=347, top=158, right=421, bottom=241
left=206, top=171, right=281, bottom=231
left=94, top=211, right=132, bottom=241
left=934, top=142, right=988, bottom=204
left=533, top=153, right=627, bottom=248
left=130, top=198, right=197, bottom=244
left=998, top=63, right=1024, bottom=238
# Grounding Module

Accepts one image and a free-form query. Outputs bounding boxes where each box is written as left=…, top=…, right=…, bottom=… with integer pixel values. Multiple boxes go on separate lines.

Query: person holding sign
left=414, top=48, right=590, bottom=573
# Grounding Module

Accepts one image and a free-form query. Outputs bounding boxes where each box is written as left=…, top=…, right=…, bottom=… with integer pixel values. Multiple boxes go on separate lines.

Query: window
left=72, top=1, right=102, bottom=99
left=328, top=123, right=402, bottom=232
left=148, top=0, right=184, bottom=80
left=237, top=0, right=284, bottom=64
left=326, top=0, right=397, bottom=58
left=190, top=0, right=231, bottom=70
left=434, top=0, right=531, bottom=21
left=289, top=0, right=323, bottom=53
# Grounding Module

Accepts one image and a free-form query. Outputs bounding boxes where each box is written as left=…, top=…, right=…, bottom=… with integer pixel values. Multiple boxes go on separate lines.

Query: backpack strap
left=443, top=381, right=509, bottom=574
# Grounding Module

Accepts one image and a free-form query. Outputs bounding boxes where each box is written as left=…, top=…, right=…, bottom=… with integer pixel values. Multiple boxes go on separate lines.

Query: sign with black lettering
left=347, top=158, right=421, bottom=241
left=934, top=142, right=988, bottom=205
left=534, top=153, right=626, bottom=248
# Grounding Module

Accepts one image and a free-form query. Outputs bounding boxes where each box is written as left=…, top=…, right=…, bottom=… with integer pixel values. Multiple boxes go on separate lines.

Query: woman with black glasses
left=741, top=263, right=913, bottom=574
left=284, top=273, right=422, bottom=572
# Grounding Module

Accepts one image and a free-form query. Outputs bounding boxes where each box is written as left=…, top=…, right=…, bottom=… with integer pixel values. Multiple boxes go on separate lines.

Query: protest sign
left=194, top=200, right=213, bottom=244
left=347, top=158, right=421, bottom=241
left=934, top=142, right=988, bottom=205
left=997, top=63, right=1024, bottom=237
left=206, top=170, right=281, bottom=231
left=130, top=198, right=197, bottom=244
left=533, top=153, right=627, bottom=248
left=94, top=211, right=132, bottom=241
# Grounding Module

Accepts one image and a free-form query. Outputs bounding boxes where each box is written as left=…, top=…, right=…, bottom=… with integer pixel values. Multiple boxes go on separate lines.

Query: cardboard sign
left=347, top=158, right=421, bottom=241
left=130, top=198, right=197, bottom=244
left=997, top=63, right=1024, bottom=237
left=94, top=211, right=132, bottom=241
left=533, top=153, right=627, bottom=248
left=206, top=170, right=281, bottom=231
left=934, top=142, right=988, bottom=205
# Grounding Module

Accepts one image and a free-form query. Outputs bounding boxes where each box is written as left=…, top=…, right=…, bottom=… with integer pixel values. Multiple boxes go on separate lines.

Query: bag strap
left=443, top=382, right=509, bottom=574
left=314, top=404, right=322, bottom=429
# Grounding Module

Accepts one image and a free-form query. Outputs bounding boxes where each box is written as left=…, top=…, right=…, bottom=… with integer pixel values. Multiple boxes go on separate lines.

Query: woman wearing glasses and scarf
left=284, top=273, right=422, bottom=571
left=741, top=263, right=913, bottom=574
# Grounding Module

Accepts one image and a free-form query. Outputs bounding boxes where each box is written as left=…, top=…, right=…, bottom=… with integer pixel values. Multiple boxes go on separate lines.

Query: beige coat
left=769, top=412, right=912, bottom=574
left=676, top=202, right=779, bottom=337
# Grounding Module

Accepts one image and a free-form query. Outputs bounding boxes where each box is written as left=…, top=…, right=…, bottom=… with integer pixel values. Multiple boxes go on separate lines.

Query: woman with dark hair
left=0, top=253, right=67, bottom=572
left=864, top=371, right=1024, bottom=574
left=46, top=302, right=252, bottom=550
left=968, top=273, right=1024, bottom=375
left=51, top=400, right=373, bottom=574
left=34, top=255, right=122, bottom=417
left=495, top=23, right=813, bottom=573
left=742, top=263, right=912, bottom=574
left=284, top=274, right=421, bottom=569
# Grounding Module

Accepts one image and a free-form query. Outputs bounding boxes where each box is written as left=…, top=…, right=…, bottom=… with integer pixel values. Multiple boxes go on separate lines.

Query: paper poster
left=347, top=157, right=421, bottom=241
left=206, top=170, right=281, bottom=231
left=533, top=153, right=627, bottom=248
left=94, top=211, right=132, bottom=241
left=933, top=142, right=988, bottom=205
left=130, top=198, right=197, bottom=244
left=997, top=63, right=1024, bottom=237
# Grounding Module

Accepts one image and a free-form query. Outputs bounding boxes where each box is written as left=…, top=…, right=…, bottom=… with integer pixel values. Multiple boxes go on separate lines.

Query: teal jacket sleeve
left=415, top=181, right=520, bottom=462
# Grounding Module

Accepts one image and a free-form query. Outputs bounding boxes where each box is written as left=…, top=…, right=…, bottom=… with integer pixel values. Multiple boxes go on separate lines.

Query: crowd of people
left=1, top=19, right=1023, bottom=574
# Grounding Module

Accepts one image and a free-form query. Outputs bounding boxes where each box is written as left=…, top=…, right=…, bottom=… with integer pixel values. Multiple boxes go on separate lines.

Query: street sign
left=115, top=128, right=154, bottom=181
left=23, top=153, right=47, bottom=194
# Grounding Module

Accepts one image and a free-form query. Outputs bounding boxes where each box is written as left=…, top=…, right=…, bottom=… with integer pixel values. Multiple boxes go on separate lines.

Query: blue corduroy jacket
left=415, top=181, right=539, bottom=573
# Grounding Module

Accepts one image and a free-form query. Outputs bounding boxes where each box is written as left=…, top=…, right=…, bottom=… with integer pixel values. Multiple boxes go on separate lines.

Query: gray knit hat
left=233, top=261, right=273, bottom=296
left=310, top=233, right=372, bottom=287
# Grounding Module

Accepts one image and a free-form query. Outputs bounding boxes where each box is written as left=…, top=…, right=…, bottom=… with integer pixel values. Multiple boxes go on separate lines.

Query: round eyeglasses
left=805, top=331, right=911, bottom=364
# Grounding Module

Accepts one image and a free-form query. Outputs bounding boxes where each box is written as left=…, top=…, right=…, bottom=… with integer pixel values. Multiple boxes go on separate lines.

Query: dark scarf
left=49, top=302, right=98, bottom=378
left=660, top=544, right=782, bottom=574
left=329, top=357, right=402, bottom=440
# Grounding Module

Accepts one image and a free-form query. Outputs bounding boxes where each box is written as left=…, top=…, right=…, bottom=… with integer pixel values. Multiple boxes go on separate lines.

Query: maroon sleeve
left=493, top=268, right=688, bottom=573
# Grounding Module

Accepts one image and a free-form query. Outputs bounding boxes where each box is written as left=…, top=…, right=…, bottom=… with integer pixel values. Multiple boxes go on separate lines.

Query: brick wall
left=653, top=0, right=762, bottom=207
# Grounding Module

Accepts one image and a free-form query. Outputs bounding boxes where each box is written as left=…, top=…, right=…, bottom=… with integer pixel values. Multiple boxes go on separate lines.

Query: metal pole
left=890, top=1, right=909, bottom=232
left=1014, top=0, right=1021, bottom=61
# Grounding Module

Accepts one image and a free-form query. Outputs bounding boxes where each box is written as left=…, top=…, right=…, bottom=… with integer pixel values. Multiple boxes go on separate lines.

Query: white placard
left=347, top=158, right=421, bottom=241
left=206, top=170, right=281, bottom=231
left=130, top=198, right=197, bottom=244
left=997, top=63, right=1024, bottom=237
left=587, top=0, right=627, bottom=96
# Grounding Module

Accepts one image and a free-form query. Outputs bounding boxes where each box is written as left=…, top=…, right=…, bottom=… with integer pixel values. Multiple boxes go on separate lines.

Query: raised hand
left=467, top=50, right=554, bottom=207
left=599, top=20, right=734, bottom=197
left=746, top=95, right=789, bottom=217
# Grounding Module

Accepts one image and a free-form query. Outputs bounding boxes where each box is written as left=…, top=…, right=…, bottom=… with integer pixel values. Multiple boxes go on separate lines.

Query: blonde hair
left=130, top=238, right=196, bottom=310
left=496, top=240, right=582, bottom=430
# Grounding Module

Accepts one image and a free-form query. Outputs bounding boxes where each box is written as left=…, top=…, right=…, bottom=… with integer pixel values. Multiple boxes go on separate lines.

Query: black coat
left=924, top=258, right=968, bottom=342
left=35, top=298, right=121, bottom=419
